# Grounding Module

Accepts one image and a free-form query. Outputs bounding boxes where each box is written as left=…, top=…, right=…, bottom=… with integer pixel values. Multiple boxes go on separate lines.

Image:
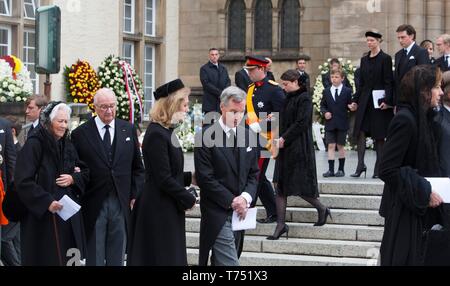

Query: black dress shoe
left=335, top=170, right=345, bottom=177
left=322, top=170, right=335, bottom=178
left=372, top=174, right=379, bottom=179
left=266, top=224, right=289, bottom=240
left=257, top=215, right=277, bottom=224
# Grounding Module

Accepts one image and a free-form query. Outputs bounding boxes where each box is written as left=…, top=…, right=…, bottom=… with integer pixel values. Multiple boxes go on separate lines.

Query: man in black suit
left=0, top=117, right=16, bottom=265
left=195, top=86, right=259, bottom=266
left=235, top=68, right=252, bottom=92
left=23, top=95, right=47, bottom=141
left=200, top=48, right=231, bottom=115
left=434, top=34, right=450, bottom=73
left=297, top=55, right=311, bottom=93
left=71, top=88, right=144, bottom=266
left=394, top=24, right=430, bottom=106
left=321, top=58, right=352, bottom=90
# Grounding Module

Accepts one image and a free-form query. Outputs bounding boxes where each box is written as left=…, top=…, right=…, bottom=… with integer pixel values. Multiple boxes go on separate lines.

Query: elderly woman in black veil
left=378, top=65, right=444, bottom=266
left=15, top=102, right=88, bottom=266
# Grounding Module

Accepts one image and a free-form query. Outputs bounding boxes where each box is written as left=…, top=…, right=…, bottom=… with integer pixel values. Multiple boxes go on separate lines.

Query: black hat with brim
left=154, top=79, right=185, bottom=100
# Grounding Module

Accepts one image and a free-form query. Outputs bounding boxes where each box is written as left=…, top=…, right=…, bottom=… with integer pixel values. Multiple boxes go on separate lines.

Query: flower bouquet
left=0, top=55, right=33, bottom=103
left=64, top=60, right=101, bottom=111
left=97, top=55, right=144, bottom=125
left=176, top=103, right=203, bottom=152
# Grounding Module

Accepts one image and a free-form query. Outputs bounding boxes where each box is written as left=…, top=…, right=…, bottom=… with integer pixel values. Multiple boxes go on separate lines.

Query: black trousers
left=1, top=222, right=21, bottom=266
left=254, top=157, right=277, bottom=217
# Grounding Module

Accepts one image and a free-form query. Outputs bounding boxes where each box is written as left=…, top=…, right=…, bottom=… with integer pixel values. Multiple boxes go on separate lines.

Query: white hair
left=49, top=103, right=72, bottom=122
left=94, top=88, right=117, bottom=105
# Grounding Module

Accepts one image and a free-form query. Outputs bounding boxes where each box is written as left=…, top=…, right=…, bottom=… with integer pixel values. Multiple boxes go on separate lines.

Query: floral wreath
left=97, top=55, right=144, bottom=125
left=64, top=60, right=101, bottom=111
left=0, top=55, right=33, bottom=103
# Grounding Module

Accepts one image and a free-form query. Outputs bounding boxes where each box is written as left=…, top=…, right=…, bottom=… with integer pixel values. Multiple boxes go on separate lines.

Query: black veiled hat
left=365, top=30, right=383, bottom=39
left=39, top=101, right=62, bottom=126
left=153, top=79, right=185, bottom=100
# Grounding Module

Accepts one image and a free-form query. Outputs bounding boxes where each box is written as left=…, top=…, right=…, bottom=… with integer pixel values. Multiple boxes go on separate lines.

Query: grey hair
left=220, top=86, right=246, bottom=106
left=49, top=103, right=72, bottom=122
left=94, top=88, right=118, bottom=105
left=440, top=34, right=450, bottom=46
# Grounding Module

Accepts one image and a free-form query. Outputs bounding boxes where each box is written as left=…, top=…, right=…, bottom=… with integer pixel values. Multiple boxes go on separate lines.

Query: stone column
left=272, top=8, right=279, bottom=54
left=387, top=0, right=407, bottom=55
left=407, top=0, right=426, bottom=42
left=164, top=0, right=179, bottom=82
left=426, top=0, right=444, bottom=43
left=245, top=9, right=253, bottom=54
left=445, top=0, right=450, bottom=33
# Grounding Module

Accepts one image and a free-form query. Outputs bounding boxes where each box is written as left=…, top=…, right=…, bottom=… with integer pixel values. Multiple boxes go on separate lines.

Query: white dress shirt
left=32, top=119, right=39, bottom=128
left=218, top=117, right=252, bottom=206
left=95, top=117, right=115, bottom=145
left=405, top=42, right=415, bottom=56
left=331, top=84, right=343, bottom=101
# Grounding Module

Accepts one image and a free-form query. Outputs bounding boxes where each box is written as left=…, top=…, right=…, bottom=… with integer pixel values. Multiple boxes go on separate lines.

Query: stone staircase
left=185, top=180, right=384, bottom=266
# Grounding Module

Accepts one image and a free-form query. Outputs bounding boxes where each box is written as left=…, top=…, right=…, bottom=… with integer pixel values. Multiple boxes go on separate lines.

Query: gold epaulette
left=268, top=80, right=279, bottom=86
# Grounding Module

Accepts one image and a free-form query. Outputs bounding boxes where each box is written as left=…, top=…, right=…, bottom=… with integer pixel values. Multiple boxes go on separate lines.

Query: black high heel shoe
left=266, top=224, right=289, bottom=240
left=314, top=208, right=332, bottom=226
left=350, top=166, right=367, bottom=178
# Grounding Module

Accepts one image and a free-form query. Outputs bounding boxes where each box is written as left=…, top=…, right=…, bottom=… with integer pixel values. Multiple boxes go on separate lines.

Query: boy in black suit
left=320, top=69, right=355, bottom=177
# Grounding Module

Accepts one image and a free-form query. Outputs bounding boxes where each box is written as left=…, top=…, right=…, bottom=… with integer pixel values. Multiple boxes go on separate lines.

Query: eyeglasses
left=97, top=104, right=116, bottom=111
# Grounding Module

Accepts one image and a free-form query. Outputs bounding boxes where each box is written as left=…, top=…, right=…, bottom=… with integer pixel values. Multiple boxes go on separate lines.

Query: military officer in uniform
left=243, top=56, right=285, bottom=224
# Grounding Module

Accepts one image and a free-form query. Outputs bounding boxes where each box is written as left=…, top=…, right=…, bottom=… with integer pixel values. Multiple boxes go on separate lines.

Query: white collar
left=210, top=61, right=219, bottom=67
left=95, top=117, right=115, bottom=130
left=444, top=104, right=450, bottom=113
left=332, top=84, right=343, bottom=92
left=405, top=42, right=415, bottom=55
left=218, top=116, right=236, bottom=137
left=32, top=119, right=39, bottom=128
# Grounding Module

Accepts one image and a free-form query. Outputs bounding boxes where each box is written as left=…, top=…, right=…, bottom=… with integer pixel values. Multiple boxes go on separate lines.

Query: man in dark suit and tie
left=0, top=117, right=16, bottom=265
left=200, top=48, right=231, bottom=115
left=195, top=86, right=259, bottom=266
left=71, top=88, right=144, bottom=266
left=23, top=95, right=48, bottom=141
left=394, top=24, right=430, bottom=106
left=235, top=68, right=252, bottom=92
left=434, top=34, right=450, bottom=73
left=296, top=55, right=311, bottom=93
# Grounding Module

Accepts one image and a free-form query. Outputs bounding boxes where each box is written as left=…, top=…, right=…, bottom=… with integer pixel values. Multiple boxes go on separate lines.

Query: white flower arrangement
left=176, top=103, right=203, bottom=153
left=98, top=55, right=144, bottom=124
left=0, top=57, right=33, bottom=103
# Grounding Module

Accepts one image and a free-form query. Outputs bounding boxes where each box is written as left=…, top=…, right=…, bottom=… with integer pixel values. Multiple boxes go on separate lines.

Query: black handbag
left=423, top=204, right=450, bottom=266
left=2, top=182, right=28, bottom=222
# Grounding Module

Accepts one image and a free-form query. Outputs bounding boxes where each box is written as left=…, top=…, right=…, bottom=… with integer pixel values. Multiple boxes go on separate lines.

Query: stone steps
left=260, top=194, right=382, bottom=210
left=186, top=232, right=380, bottom=259
left=186, top=205, right=384, bottom=226
left=186, top=248, right=377, bottom=266
left=317, top=180, right=384, bottom=196
left=186, top=218, right=383, bottom=242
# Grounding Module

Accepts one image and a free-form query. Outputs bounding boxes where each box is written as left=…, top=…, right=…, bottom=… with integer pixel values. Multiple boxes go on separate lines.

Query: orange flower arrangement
left=64, top=60, right=101, bottom=111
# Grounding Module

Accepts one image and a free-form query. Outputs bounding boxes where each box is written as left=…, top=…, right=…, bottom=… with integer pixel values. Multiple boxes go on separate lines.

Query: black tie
left=404, top=49, right=408, bottom=57
left=334, top=88, right=339, bottom=100
left=103, top=125, right=112, bottom=163
left=28, top=124, right=34, bottom=139
left=229, top=129, right=238, bottom=163
left=445, top=56, right=449, bottom=69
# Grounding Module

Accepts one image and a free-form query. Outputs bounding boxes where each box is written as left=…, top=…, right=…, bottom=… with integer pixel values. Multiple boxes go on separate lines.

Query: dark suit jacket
left=320, top=86, right=353, bottom=131
left=235, top=68, right=252, bottom=92
left=200, top=62, right=231, bottom=113
left=298, top=70, right=311, bottom=93
left=71, top=118, right=145, bottom=238
left=194, top=122, right=259, bottom=266
left=435, top=106, right=450, bottom=176
left=434, top=56, right=450, bottom=73
left=394, top=44, right=430, bottom=105
left=0, top=118, right=16, bottom=191
left=322, top=71, right=352, bottom=90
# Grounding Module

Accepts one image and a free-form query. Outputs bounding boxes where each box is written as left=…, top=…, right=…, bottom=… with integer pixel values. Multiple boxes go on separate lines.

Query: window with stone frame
left=124, top=0, right=135, bottom=34
left=145, top=0, right=155, bottom=36
left=143, top=44, right=155, bottom=120
left=281, top=0, right=299, bottom=49
left=254, top=0, right=272, bottom=50
left=23, top=29, right=39, bottom=93
left=0, top=0, right=11, bottom=16
left=122, top=41, right=135, bottom=66
left=24, top=0, right=39, bottom=19
left=0, top=25, right=11, bottom=56
left=227, top=0, right=246, bottom=50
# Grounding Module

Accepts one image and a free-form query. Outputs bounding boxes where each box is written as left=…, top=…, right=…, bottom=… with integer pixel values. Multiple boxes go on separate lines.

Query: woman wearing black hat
left=127, top=79, right=197, bottom=266
left=351, top=31, right=395, bottom=179
left=14, top=102, right=89, bottom=265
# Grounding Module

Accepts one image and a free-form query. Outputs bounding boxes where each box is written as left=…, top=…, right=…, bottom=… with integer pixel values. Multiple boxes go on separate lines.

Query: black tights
left=271, top=191, right=326, bottom=236
left=356, top=132, right=385, bottom=175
